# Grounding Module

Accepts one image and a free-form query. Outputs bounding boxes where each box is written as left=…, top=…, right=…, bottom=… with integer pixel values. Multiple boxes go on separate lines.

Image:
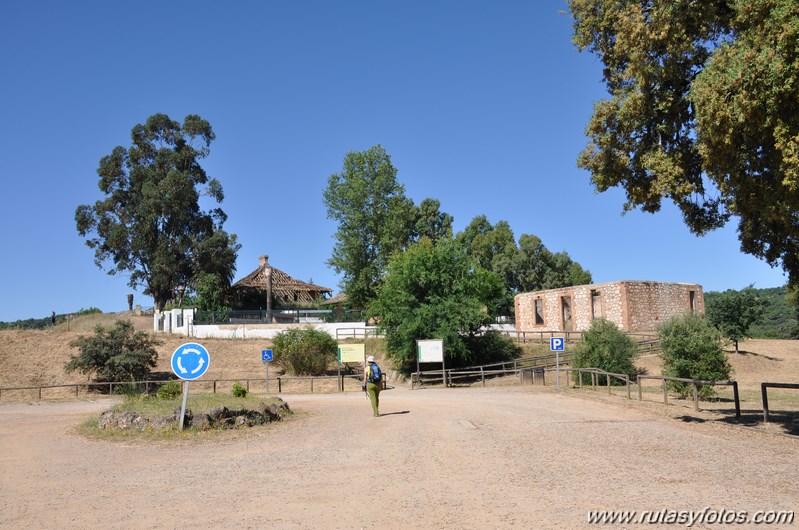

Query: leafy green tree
left=571, top=318, right=638, bottom=385
left=456, top=216, right=519, bottom=289
left=455, top=218, right=593, bottom=313
left=516, top=234, right=592, bottom=292
left=658, top=313, right=731, bottom=398
left=368, top=238, right=515, bottom=373
left=706, top=285, right=767, bottom=353
left=569, top=0, right=799, bottom=285
left=323, top=145, right=416, bottom=309
left=75, top=114, right=240, bottom=311
left=191, top=273, right=231, bottom=312
left=414, top=198, right=454, bottom=242
left=65, top=320, right=162, bottom=383
left=272, top=328, right=338, bottom=376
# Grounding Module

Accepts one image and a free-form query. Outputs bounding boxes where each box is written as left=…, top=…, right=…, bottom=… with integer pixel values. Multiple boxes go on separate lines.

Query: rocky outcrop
left=97, top=398, right=292, bottom=432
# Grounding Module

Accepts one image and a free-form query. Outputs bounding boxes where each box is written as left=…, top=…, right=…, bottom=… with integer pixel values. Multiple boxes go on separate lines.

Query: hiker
left=362, top=355, right=382, bottom=417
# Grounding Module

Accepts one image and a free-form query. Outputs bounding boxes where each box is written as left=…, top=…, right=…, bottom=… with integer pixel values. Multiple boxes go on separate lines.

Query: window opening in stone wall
left=561, top=296, right=573, bottom=332
left=591, top=290, right=603, bottom=319
left=534, top=298, right=544, bottom=325
left=689, top=290, right=696, bottom=313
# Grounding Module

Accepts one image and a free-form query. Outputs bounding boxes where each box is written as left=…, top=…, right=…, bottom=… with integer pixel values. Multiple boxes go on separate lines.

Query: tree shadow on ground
left=725, top=349, right=781, bottom=361
left=701, top=409, right=799, bottom=437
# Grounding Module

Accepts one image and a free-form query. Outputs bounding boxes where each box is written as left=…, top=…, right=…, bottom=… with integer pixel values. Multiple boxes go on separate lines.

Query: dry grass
left=2, top=315, right=798, bottom=422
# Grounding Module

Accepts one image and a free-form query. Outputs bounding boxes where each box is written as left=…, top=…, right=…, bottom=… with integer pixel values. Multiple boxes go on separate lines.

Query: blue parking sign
left=550, top=337, right=565, bottom=351
left=262, top=349, right=273, bottom=362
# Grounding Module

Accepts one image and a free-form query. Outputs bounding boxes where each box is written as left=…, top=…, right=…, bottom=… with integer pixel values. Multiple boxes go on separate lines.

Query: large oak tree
left=75, top=114, right=239, bottom=310
left=570, top=0, right=799, bottom=283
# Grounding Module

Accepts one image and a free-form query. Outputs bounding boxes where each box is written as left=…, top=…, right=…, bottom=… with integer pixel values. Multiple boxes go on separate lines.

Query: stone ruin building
left=514, top=281, right=704, bottom=333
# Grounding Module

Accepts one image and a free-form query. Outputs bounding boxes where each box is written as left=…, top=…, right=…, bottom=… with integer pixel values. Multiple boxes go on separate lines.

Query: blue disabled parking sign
left=171, top=342, right=211, bottom=381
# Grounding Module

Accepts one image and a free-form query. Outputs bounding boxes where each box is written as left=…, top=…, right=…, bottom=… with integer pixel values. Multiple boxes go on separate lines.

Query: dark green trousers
left=366, top=382, right=381, bottom=416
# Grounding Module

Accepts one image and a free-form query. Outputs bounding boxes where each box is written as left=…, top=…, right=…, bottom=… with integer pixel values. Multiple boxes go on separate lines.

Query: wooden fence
left=761, top=382, right=799, bottom=422
left=0, top=374, right=375, bottom=401
left=411, top=352, right=573, bottom=389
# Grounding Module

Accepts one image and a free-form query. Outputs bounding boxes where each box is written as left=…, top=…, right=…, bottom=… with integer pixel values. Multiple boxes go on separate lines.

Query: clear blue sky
left=0, top=1, right=788, bottom=322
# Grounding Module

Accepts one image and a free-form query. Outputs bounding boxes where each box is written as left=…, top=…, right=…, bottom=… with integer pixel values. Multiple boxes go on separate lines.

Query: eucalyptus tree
left=455, top=217, right=592, bottom=313
left=75, top=114, right=239, bottom=310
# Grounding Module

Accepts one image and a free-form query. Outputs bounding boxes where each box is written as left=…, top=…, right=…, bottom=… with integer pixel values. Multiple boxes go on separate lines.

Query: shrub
left=157, top=381, right=182, bottom=399
left=232, top=382, right=248, bottom=398
left=65, top=320, right=162, bottom=383
left=75, top=307, right=103, bottom=316
left=658, top=313, right=732, bottom=399
left=571, top=319, right=638, bottom=385
left=458, top=330, right=520, bottom=368
left=272, top=328, right=337, bottom=376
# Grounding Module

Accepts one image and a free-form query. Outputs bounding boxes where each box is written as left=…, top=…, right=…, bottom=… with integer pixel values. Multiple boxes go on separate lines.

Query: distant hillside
left=0, top=308, right=106, bottom=331
left=705, top=286, right=798, bottom=339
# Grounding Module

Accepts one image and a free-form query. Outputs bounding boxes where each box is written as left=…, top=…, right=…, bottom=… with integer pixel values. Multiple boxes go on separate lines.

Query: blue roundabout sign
left=171, top=342, right=211, bottom=381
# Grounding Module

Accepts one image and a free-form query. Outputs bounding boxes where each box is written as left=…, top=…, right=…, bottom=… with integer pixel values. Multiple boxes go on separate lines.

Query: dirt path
left=1, top=386, right=796, bottom=529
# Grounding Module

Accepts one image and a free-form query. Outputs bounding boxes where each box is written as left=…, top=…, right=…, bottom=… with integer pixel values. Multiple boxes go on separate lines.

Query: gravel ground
left=0, top=385, right=796, bottom=529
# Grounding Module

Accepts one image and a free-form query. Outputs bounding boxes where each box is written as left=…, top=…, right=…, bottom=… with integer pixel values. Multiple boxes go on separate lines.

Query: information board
left=417, top=339, right=444, bottom=363
left=338, top=343, right=365, bottom=363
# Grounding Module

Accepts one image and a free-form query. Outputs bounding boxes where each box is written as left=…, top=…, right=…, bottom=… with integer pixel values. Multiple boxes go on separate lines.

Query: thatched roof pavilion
left=320, top=292, right=349, bottom=306
left=231, top=255, right=333, bottom=310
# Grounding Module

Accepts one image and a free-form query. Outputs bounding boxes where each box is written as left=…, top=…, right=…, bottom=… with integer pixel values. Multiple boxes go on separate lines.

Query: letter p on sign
left=550, top=337, right=565, bottom=351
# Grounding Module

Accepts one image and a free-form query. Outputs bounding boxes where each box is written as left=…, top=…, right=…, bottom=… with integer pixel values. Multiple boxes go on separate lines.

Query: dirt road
left=1, top=386, right=796, bottom=529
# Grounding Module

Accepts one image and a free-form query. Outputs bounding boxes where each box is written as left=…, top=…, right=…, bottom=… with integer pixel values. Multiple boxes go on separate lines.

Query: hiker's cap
left=366, top=355, right=376, bottom=363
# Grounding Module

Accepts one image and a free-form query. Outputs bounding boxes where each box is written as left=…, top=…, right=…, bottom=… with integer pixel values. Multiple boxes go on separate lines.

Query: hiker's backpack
left=368, top=363, right=381, bottom=383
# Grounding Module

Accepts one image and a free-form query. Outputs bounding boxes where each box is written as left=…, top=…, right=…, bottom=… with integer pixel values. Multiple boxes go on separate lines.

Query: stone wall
left=514, top=281, right=703, bottom=333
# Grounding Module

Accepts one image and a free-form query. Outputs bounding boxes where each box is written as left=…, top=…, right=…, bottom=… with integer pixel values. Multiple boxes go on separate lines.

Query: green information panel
left=338, top=343, right=365, bottom=363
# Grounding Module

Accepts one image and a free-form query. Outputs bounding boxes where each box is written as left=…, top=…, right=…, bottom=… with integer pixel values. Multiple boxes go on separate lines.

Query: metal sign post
left=171, top=342, right=211, bottom=431
left=550, top=337, right=565, bottom=389
left=179, top=381, right=190, bottom=429
left=262, top=349, right=273, bottom=393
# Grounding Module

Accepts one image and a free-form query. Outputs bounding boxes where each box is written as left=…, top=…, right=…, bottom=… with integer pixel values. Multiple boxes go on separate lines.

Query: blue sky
left=0, top=1, right=788, bottom=322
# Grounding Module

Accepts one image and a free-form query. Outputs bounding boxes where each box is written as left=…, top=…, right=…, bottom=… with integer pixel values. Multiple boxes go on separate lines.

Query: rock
left=96, top=401, right=290, bottom=432
left=151, top=416, right=175, bottom=431
left=209, top=407, right=229, bottom=421
left=98, top=411, right=147, bottom=431
left=265, top=404, right=282, bottom=421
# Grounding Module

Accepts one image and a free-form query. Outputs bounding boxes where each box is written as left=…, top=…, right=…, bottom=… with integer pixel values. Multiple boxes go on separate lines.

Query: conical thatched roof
left=232, top=255, right=332, bottom=306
